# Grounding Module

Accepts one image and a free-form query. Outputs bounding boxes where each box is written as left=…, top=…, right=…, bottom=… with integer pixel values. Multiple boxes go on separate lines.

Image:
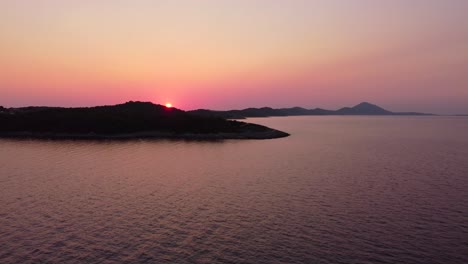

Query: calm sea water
left=1, top=116, right=467, bottom=264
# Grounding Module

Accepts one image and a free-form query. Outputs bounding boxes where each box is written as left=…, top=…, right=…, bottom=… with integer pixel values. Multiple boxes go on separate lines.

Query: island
left=189, top=102, right=433, bottom=119
left=0, top=102, right=289, bottom=140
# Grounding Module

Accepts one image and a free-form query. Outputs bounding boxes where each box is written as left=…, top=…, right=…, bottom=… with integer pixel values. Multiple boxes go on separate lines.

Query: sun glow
left=165, top=103, right=173, bottom=108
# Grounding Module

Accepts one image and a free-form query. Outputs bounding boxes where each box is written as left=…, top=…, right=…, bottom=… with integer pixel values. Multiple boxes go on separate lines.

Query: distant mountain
left=0, top=102, right=289, bottom=140
left=189, top=102, right=432, bottom=119
left=335, top=102, right=392, bottom=115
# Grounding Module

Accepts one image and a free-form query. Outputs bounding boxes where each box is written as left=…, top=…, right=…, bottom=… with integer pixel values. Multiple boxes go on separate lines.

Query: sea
left=1, top=116, right=467, bottom=263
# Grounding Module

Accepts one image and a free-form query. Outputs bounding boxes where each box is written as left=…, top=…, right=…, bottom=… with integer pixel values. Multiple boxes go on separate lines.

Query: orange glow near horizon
left=0, top=1, right=467, bottom=114
left=165, top=103, right=173, bottom=108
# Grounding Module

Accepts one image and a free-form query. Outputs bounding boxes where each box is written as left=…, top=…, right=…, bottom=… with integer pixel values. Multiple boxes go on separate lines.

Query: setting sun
left=165, top=103, right=172, bottom=108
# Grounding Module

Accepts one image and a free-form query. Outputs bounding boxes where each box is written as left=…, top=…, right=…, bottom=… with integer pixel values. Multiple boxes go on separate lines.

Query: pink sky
left=1, top=0, right=467, bottom=114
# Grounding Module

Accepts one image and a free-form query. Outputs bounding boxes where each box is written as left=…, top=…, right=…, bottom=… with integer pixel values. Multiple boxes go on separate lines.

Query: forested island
left=0, top=102, right=289, bottom=140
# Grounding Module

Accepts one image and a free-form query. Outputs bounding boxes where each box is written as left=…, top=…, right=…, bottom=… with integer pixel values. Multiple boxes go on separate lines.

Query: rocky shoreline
left=0, top=129, right=289, bottom=140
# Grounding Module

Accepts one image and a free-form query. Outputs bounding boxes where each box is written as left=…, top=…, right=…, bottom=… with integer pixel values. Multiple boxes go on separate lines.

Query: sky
left=1, top=0, right=467, bottom=114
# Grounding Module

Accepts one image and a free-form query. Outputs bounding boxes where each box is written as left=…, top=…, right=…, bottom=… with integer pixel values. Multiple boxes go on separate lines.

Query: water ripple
left=1, top=117, right=467, bottom=263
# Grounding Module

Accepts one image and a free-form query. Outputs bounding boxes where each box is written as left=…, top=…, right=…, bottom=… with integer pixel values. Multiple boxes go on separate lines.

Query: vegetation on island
left=0, top=102, right=289, bottom=139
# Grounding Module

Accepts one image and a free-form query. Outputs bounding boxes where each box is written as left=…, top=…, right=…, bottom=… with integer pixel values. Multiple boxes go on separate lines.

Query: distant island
left=189, top=102, right=433, bottom=119
left=0, top=102, right=289, bottom=140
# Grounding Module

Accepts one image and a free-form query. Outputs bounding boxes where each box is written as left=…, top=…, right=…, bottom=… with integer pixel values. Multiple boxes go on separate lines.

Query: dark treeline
left=0, top=101, right=268, bottom=135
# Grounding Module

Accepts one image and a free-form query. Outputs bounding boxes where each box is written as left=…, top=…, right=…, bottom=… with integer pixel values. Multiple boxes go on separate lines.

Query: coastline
left=0, top=129, right=290, bottom=140
left=0, top=102, right=290, bottom=140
